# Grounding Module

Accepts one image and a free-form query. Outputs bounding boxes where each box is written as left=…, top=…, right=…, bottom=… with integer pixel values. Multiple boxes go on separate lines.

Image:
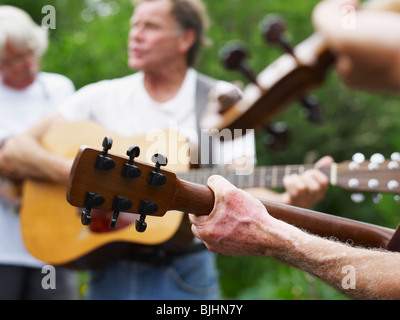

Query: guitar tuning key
left=148, top=153, right=168, bottom=187
left=389, top=153, right=400, bottom=170
left=352, top=153, right=365, bottom=164
left=299, top=96, right=323, bottom=124
left=136, top=200, right=159, bottom=233
left=391, top=152, right=400, bottom=162
left=373, top=193, right=382, bottom=204
left=370, top=153, right=385, bottom=164
left=349, top=153, right=365, bottom=170
left=135, top=215, right=147, bottom=233
left=81, top=192, right=105, bottom=226
left=260, top=15, right=324, bottom=125
left=95, top=136, right=116, bottom=171
left=260, top=15, right=294, bottom=57
left=121, top=145, right=141, bottom=179
left=81, top=208, right=92, bottom=226
left=351, top=193, right=365, bottom=204
left=219, top=41, right=263, bottom=91
left=264, top=122, right=290, bottom=151
left=368, top=153, right=384, bottom=171
left=110, top=196, right=132, bottom=229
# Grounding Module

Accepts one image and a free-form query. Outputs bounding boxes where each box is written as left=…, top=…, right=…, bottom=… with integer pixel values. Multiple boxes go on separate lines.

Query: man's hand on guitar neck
left=244, top=156, right=333, bottom=209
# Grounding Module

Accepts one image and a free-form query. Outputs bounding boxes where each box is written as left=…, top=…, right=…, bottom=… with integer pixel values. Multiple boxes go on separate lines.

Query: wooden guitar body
left=20, top=121, right=190, bottom=269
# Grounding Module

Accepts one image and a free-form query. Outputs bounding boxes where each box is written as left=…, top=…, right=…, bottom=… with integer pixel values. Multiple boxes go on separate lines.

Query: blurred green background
left=2, top=0, right=400, bottom=299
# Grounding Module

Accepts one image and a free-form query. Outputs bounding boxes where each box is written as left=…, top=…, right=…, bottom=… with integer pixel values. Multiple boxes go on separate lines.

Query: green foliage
left=217, top=256, right=348, bottom=300
left=4, top=0, right=400, bottom=300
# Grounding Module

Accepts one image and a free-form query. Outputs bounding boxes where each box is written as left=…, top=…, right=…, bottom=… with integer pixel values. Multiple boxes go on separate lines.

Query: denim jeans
left=86, top=249, right=220, bottom=300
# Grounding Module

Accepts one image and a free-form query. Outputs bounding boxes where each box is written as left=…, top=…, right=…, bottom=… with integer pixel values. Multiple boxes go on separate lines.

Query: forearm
left=2, top=133, right=72, bottom=183
left=272, top=228, right=400, bottom=300
left=192, top=175, right=400, bottom=299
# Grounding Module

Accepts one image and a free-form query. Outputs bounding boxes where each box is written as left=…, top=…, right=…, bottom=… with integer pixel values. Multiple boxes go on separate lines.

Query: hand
left=279, top=156, right=332, bottom=208
left=0, top=142, right=24, bottom=181
left=190, top=175, right=296, bottom=257
left=312, top=0, right=400, bottom=92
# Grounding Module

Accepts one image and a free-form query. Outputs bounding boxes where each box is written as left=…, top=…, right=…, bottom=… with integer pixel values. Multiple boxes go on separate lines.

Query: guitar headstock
left=67, top=137, right=178, bottom=233
left=336, top=153, right=400, bottom=197
left=200, top=15, right=334, bottom=147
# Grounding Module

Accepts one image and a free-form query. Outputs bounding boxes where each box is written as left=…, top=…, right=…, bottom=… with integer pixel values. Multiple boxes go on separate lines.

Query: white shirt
left=0, top=72, right=75, bottom=268
left=59, top=69, right=255, bottom=167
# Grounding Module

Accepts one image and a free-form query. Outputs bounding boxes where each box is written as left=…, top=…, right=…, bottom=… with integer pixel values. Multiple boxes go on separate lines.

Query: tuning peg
left=135, top=216, right=147, bottom=233
left=260, top=16, right=324, bottom=125
left=81, top=192, right=105, bottom=226
left=110, top=196, right=132, bottom=229
left=260, top=15, right=294, bottom=57
left=372, top=193, right=382, bottom=204
left=370, top=153, right=385, bottom=164
left=391, top=152, right=400, bottom=162
left=349, top=153, right=365, bottom=170
left=264, top=122, right=290, bottom=152
left=299, top=96, right=323, bottom=124
left=148, top=153, right=168, bottom=187
left=135, top=200, right=159, bottom=233
left=151, top=153, right=167, bottom=170
left=220, top=41, right=262, bottom=91
left=351, top=193, right=365, bottom=203
left=369, top=153, right=384, bottom=170
left=352, top=153, right=365, bottom=164
left=95, top=136, right=115, bottom=171
left=388, top=180, right=399, bottom=191
left=121, top=145, right=141, bottom=179
left=388, top=154, right=400, bottom=170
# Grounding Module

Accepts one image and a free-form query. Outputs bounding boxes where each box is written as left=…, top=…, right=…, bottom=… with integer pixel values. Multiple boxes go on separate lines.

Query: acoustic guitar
left=66, top=142, right=399, bottom=264
left=20, top=123, right=400, bottom=269
left=20, top=121, right=190, bottom=270
left=200, top=0, right=400, bottom=136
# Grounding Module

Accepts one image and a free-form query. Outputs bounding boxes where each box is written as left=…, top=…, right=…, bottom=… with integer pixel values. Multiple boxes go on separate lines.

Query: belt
left=123, top=242, right=207, bottom=266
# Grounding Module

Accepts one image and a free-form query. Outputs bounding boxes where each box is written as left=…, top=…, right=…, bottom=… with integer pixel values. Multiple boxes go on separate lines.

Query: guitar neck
left=172, top=179, right=395, bottom=250
left=178, top=164, right=329, bottom=189
left=67, top=146, right=397, bottom=252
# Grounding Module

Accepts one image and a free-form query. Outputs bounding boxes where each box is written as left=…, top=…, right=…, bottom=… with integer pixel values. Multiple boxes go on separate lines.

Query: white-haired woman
left=0, top=6, right=77, bottom=300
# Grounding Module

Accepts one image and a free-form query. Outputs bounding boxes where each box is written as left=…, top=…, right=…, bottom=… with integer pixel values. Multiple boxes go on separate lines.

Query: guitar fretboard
left=177, top=165, right=331, bottom=189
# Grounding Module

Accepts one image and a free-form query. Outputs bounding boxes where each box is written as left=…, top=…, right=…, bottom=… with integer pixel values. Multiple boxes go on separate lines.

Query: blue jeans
left=86, top=249, right=220, bottom=300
